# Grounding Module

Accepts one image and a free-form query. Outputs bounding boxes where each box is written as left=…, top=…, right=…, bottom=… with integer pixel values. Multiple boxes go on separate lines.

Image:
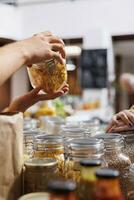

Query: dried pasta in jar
left=27, top=59, right=67, bottom=94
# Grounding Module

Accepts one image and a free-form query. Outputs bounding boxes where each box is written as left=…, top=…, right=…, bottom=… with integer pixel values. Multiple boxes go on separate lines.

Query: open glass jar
left=65, top=138, right=106, bottom=182
left=27, top=59, right=67, bottom=94
left=33, top=135, right=65, bottom=176
left=96, top=133, right=131, bottom=199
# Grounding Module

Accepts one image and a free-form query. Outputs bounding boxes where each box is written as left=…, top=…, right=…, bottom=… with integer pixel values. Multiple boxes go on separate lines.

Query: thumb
left=30, top=86, right=42, bottom=95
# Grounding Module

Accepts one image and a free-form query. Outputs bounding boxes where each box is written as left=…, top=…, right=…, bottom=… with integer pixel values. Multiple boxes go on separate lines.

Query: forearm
left=0, top=41, right=26, bottom=85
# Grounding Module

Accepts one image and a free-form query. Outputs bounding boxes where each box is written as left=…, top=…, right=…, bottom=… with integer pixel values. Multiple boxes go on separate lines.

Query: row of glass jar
left=23, top=130, right=134, bottom=198
left=23, top=159, right=130, bottom=200
left=39, top=116, right=105, bottom=136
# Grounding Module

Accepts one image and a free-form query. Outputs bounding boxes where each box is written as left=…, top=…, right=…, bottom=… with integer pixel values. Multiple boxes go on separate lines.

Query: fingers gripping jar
left=65, top=138, right=106, bottom=183
left=27, top=59, right=67, bottom=94
left=33, top=135, right=65, bottom=176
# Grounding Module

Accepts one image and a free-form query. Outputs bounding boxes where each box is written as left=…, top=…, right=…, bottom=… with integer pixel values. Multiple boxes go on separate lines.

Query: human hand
left=106, top=109, right=134, bottom=133
left=6, top=83, right=69, bottom=113
left=20, top=31, right=66, bottom=66
left=107, top=110, right=134, bottom=133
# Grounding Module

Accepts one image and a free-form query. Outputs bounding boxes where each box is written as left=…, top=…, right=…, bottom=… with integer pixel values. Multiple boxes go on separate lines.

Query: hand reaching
left=106, top=109, right=134, bottom=133
left=6, top=84, right=69, bottom=113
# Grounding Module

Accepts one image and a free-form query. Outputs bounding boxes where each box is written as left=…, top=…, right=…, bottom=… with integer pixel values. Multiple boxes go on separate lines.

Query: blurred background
left=0, top=0, right=134, bottom=121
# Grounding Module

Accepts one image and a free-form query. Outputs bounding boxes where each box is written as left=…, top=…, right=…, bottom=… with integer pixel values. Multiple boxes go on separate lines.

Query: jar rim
left=96, top=134, right=124, bottom=147
left=25, top=158, right=57, bottom=167
left=23, top=130, right=43, bottom=136
left=67, top=138, right=105, bottom=151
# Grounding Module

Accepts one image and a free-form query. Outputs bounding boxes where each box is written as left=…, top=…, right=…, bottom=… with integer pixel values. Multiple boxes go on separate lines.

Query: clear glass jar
left=123, top=133, right=134, bottom=163
left=18, top=192, right=50, bottom=200
left=23, top=118, right=40, bottom=130
left=27, top=59, right=67, bottom=94
left=96, top=134, right=131, bottom=199
left=24, top=158, right=58, bottom=194
left=47, top=120, right=66, bottom=135
left=60, top=128, right=87, bottom=140
left=127, top=164, right=134, bottom=199
left=23, top=129, right=43, bottom=160
left=40, top=116, right=65, bottom=134
left=65, top=138, right=106, bottom=182
left=33, top=135, right=65, bottom=176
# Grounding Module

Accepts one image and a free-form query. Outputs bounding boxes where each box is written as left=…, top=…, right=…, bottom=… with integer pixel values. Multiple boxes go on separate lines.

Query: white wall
left=20, top=0, right=134, bottom=44
left=0, top=4, right=22, bottom=39
left=1, top=0, right=134, bottom=99
left=19, top=0, right=134, bottom=81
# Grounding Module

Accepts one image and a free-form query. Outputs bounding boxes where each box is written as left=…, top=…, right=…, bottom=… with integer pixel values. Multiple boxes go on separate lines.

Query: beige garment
left=0, top=112, right=23, bottom=200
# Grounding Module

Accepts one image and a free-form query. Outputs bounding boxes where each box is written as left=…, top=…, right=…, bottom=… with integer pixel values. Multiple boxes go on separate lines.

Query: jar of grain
left=24, top=158, right=58, bottom=194
left=96, top=133, right=131, bottom=199
left=33, top=135, right=65, bottom=176
left=27, top=59, right=67, bottom=94
left=65, top=138, right=106, bottom=183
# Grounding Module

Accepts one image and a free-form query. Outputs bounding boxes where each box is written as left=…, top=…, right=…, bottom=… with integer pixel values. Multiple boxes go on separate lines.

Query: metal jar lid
left=24, top=158, right=57, bottom=170
left=96, top=134, right=125, bottom=149
left=18, top=192, right=49, bottom=200
left=67, top=138, right=105, bottom=153
left=34, top=134, right=64, bottom=148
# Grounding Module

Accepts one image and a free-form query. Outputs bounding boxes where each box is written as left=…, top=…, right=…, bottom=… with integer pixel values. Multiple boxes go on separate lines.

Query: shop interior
left=0, top=0, right=134, bottom=199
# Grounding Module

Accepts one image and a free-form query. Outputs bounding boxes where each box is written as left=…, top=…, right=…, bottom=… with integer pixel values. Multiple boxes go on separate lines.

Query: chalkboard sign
left=80, top=49, right=107, bottom=88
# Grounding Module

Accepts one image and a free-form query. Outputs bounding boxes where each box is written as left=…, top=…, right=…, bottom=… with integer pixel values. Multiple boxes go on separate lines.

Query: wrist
left=17, top=40, right=31, bottom=66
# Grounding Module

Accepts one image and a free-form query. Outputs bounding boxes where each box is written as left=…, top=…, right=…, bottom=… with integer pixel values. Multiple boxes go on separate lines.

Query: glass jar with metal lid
left=122, top=133, right=134, bottom=163
left=33, top=135, right=65, bottom=176
left=23, top=118, right=40, bottom=130
left=23, top=129, right=44, bottom=160
left=43, top=116, right=65, bottom=134
left=18, top=192, right=49, bottom=200
left=65, top=138, right=106, bottom=182
left=80, top=119, right=100, bottom=134
left=96, top=133, right=131, bottom=199
left=60, top=128, right=87, bottom=140
left=127, top=164, right=134, bottom=199
left=24, top=158, right=58, bottom=194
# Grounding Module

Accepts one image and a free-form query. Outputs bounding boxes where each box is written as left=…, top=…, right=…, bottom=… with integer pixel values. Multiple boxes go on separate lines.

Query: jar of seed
left=65, top=138, right=106, bottom=183
left=33, top=134, right=65, bottom=176
left=122, top=133, right=134, bottom=163
left=127, top=164, right=134, bottom=199
left=96, top=133, right=131, bottom=199
left=24, top=158, right=58, bottom=194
